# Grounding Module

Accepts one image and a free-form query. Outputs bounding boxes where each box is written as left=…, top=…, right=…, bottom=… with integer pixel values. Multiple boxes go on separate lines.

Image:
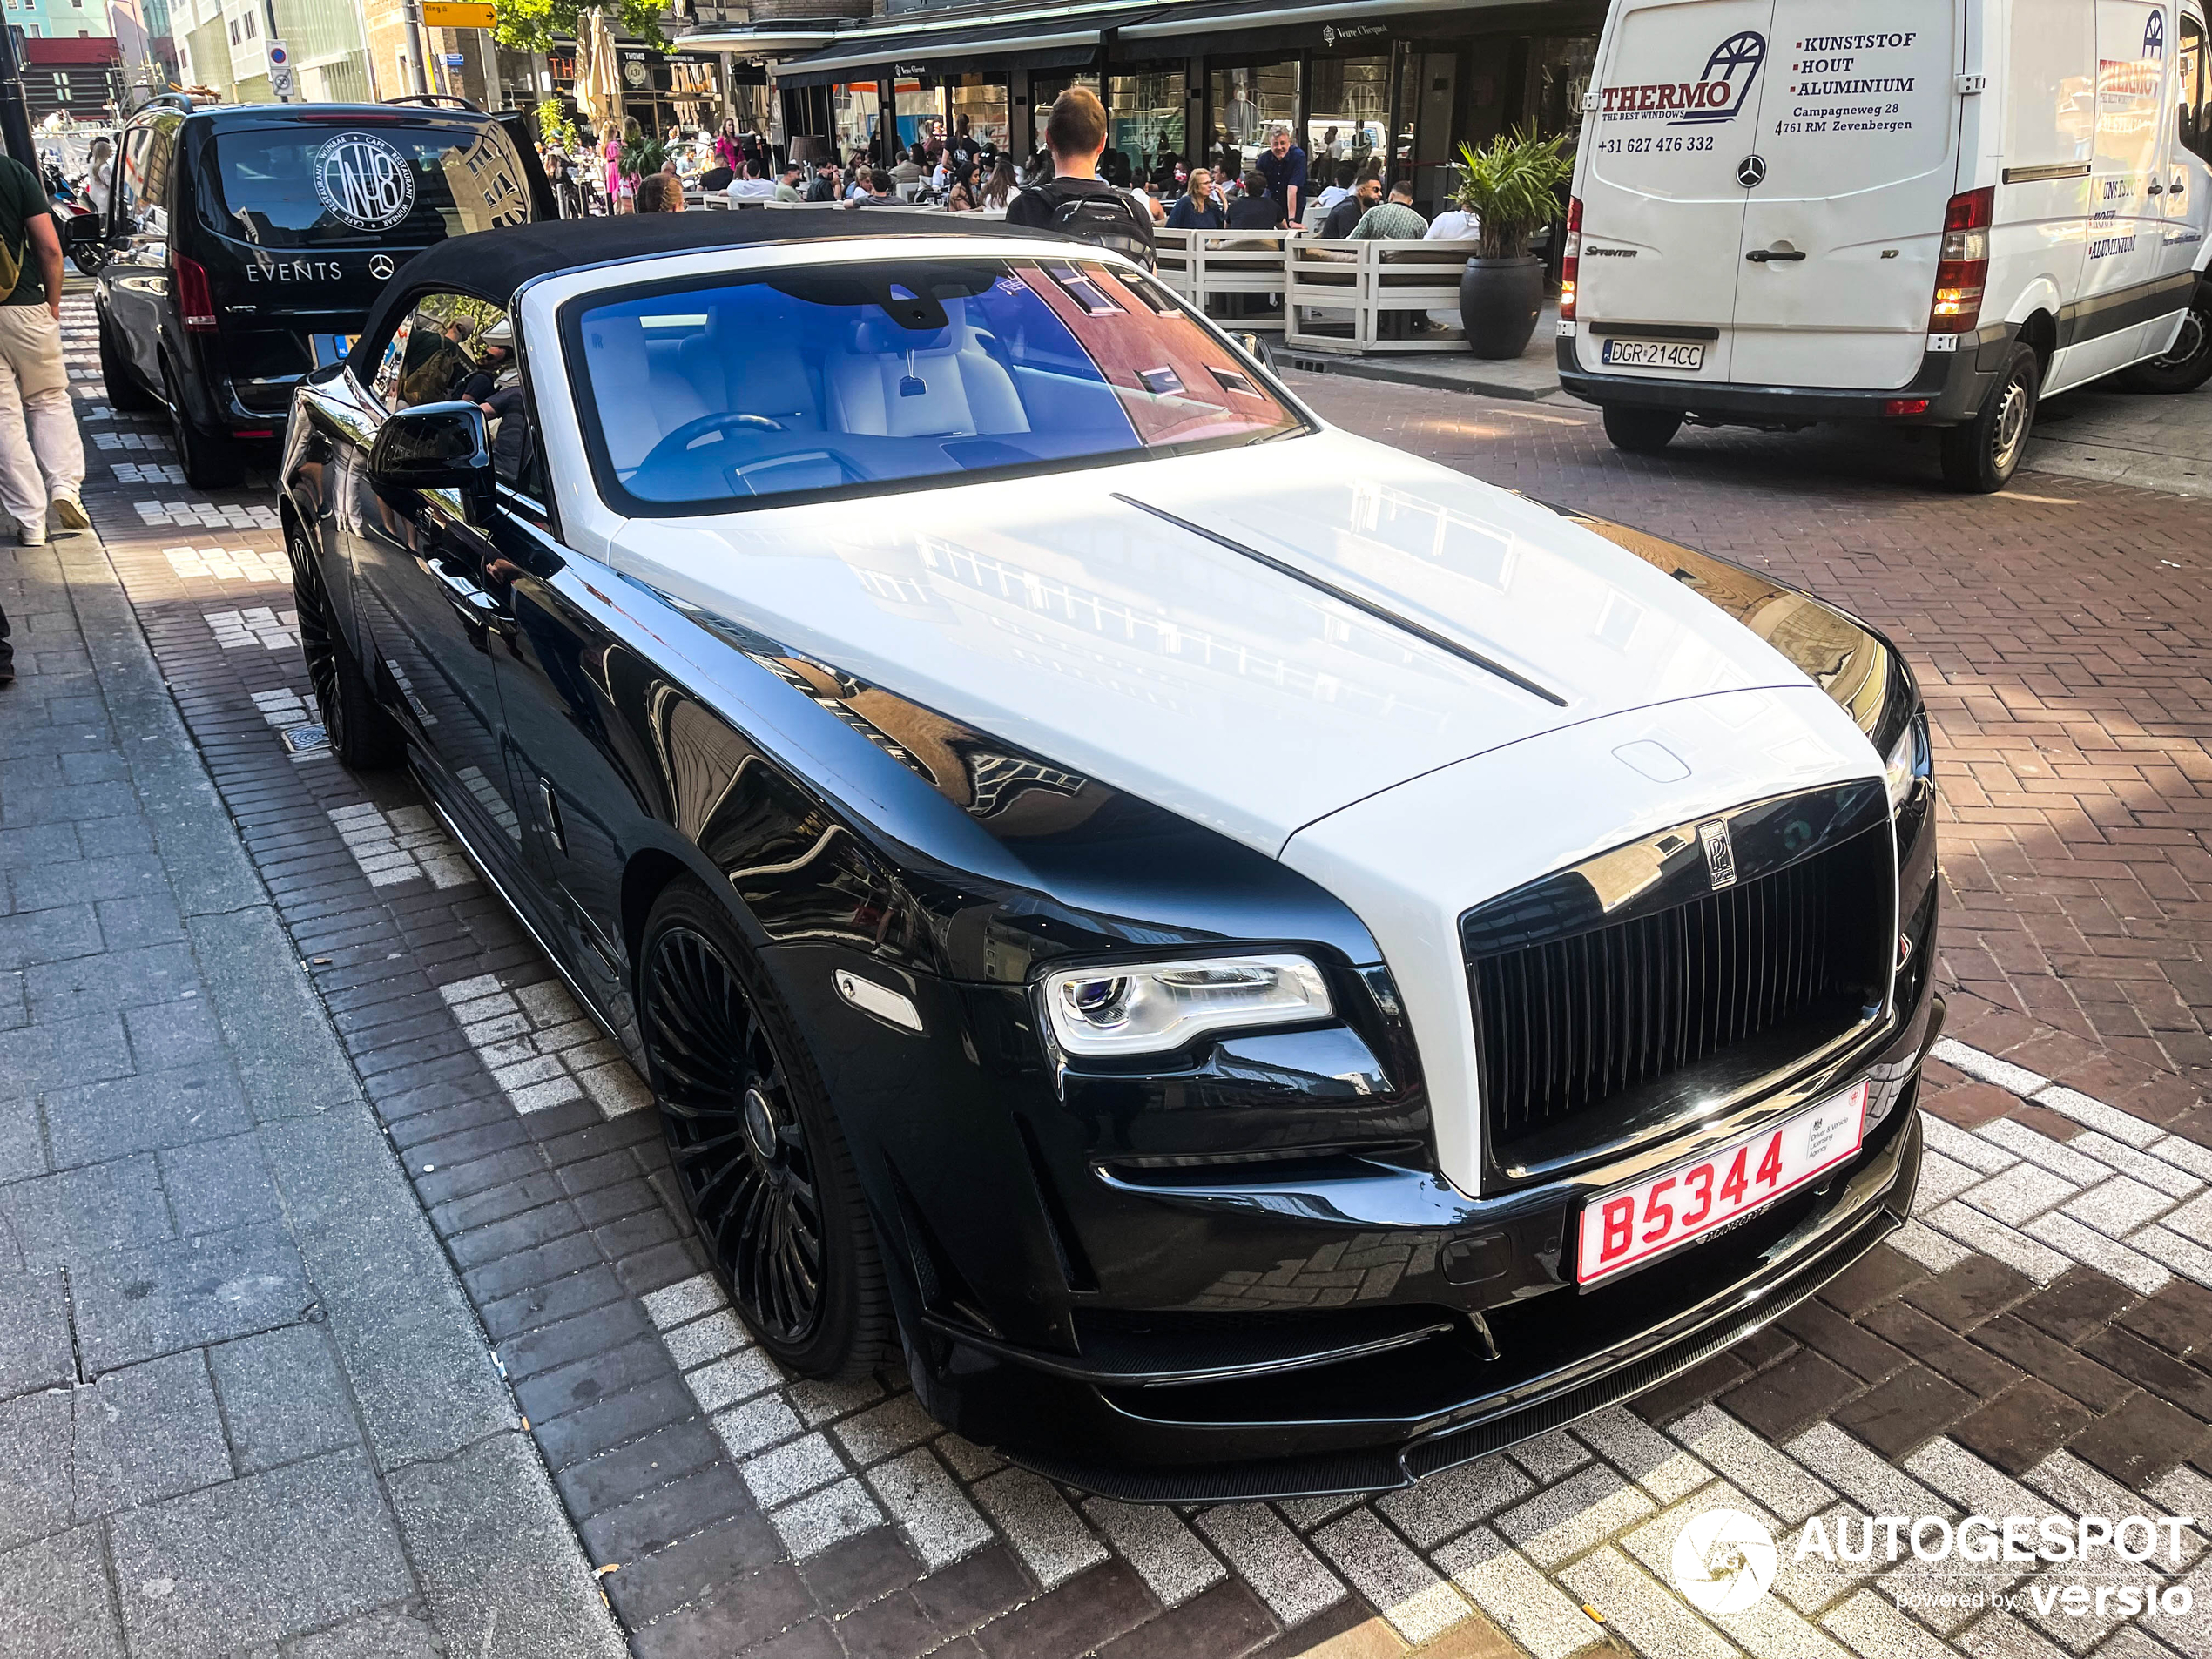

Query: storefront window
left=833, top=81, right=880, bottom=158
left=949, top=75, right=1009, bottom=152
left=1209, top=61, right=1297, bottom=182
left=1526, top=37, right=1598, bottom=138
left=1305, top=56, right=1388, bottom=171
left=894, top=79, right=943, bottom=150
left=1105, top=70, right=1185, bottom=181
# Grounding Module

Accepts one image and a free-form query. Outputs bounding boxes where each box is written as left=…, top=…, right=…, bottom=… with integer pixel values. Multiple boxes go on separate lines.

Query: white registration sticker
left=1600, top=337, right=1706, bottom=371
left=1576, top=1080, right=1869, bottom=1286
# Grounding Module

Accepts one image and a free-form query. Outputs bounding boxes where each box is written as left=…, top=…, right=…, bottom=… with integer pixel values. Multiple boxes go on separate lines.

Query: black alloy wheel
left=98, top=311, right=156, bottom=411
left=641, top=879, right=889, bottom=1379
left=1939, top=341, right=2040, bottom=493
left=163, top=364, right=241, bottom=489
left=2120, top=292, right=2212, bottom=394
left=292, top=531, right=401, bottom=770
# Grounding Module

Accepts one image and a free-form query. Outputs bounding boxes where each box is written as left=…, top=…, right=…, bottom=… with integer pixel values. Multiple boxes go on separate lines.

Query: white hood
left=610, top=429, right=1851, bottom=859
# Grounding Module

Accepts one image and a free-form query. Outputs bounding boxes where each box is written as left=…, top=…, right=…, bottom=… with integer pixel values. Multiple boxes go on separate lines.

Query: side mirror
left=1231, top=330, right=1277, bottom=371
left=368, top=401, right=492, bottom=506
left=62, top=213, right=104, bottom=247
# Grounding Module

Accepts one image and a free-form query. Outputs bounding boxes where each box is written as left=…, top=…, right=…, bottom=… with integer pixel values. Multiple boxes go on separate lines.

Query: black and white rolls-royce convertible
left=282, top=212, right=1937, bottom=1501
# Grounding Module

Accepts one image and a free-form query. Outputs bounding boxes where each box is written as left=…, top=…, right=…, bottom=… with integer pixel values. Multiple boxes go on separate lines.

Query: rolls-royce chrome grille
left=1462, top=785, right=1895, bottom=1159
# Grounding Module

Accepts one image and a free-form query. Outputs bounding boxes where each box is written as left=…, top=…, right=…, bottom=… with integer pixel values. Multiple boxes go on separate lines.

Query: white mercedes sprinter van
left=1560, top=0, right=2212, bottom=491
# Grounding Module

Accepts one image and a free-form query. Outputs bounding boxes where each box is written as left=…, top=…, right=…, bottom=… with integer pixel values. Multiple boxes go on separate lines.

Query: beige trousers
left=0, top=305, right=85, bottom=529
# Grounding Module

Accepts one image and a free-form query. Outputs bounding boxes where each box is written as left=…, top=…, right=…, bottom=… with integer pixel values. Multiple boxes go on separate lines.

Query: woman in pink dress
left=604, top=119, right=633, bottom=212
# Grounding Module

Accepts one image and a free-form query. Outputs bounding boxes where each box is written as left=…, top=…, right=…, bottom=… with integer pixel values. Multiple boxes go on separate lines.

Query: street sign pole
left=263, top=0, right=292, bottom=101
left=0, top=22, right=37, bottom=167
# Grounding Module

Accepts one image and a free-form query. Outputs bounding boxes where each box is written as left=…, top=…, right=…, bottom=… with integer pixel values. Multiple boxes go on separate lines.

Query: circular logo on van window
left=312, top=132, right=415, bottom=233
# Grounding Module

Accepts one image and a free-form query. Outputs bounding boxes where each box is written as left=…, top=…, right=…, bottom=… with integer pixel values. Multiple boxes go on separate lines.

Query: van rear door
left=199, top=115, right=539, bottom=417
left=1727, top=1, right=1964, bottom=390
left=1573, top=0, right=1776, bottom=386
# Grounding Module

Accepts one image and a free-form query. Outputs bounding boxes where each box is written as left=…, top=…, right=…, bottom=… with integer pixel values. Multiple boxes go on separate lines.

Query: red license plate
left=1575, top=1081, right=1869, bottom=1286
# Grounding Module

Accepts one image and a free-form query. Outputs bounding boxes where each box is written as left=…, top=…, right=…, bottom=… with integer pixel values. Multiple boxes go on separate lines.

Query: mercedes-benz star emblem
left=368, top=253, right=395, bottom=280
left=1737, top=155, right=1768, bottom=188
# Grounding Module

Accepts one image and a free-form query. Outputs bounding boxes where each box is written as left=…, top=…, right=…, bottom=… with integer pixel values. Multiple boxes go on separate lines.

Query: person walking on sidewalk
left=0, top=149, right=86, bottom=549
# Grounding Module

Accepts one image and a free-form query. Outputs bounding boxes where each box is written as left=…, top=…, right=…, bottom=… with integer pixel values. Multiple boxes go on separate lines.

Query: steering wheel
left=637, top=410, right=788, bottom=475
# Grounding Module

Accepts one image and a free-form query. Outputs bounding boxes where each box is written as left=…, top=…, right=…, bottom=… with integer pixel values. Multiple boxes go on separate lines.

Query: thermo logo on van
left=1596, top=30, right=1767, bottom=125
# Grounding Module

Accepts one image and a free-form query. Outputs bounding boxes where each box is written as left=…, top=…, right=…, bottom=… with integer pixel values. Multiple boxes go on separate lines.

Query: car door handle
left=2148, top=183, right=2166, bottom=194
left=415, top=556, right=514, bottom=649
left=1746, top=249, right=1808, bottom=263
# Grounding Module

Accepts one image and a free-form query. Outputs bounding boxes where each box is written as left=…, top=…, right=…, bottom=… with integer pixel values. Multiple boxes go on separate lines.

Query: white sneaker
left=15, top=522, right=45, bottom=546
left=52, top=496, right=89, bottom=532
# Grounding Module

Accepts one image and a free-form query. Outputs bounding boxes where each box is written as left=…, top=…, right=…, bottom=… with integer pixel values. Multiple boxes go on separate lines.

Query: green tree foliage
left=494, top=0, right=666, bottom=56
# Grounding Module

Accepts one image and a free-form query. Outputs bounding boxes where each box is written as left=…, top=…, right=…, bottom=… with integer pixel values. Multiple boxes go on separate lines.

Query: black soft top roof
left=353, top=210, right=1061, bottom=364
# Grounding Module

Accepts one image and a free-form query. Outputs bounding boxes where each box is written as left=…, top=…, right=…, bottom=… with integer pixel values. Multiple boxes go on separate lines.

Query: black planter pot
left=1458, top=256, right=1547, bottom=359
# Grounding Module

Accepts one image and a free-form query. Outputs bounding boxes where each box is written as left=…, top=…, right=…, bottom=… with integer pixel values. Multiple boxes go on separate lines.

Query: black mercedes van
left=78, top=95, right=554, bottom=486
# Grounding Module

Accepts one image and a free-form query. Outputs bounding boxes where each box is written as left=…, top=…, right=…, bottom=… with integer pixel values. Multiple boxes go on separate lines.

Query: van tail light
left=1560, top=196, right=1582, bottom=322
left=1929, top=187, right=1993, bottom=333
left=172, top=252, right=217, bottom=333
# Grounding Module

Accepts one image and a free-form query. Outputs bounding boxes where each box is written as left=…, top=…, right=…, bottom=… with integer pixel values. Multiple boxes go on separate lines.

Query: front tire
left=1603, top=404, right=1684, bottom=454
left=1940, top=343, right=2040, bottom=493
left=2118, top=293, right=2212, bottom=394
left=293, top=530, right=401, bottom=771
left=641, top=879, right=891, bottom=1381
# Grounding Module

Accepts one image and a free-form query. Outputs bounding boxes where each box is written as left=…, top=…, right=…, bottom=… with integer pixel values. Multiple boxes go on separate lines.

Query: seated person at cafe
left=1166, top=166, right=1226, bottom=228
left=635, top=172, right=684, bottom=212
left=1320, top=175, right=1382, bottom=239
left=727, top=159, right=778, bottom=199
left=1226, top=171, right=1280, bottom=230
left=1313, top=160, right=1357, bottom=217
left=850, top=168, right=898, bottom=206
left=1348, top=179, right=1428, bottom=240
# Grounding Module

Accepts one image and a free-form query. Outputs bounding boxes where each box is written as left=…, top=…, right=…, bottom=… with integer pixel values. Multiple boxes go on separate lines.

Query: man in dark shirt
left=1226, top=172, right=1280, bottom=231
left=1320, top=175, right=1382, bottom=240
left=1004, top=86, right=1155, bottom=266
left=1253, top=126, right=1308, bottom=229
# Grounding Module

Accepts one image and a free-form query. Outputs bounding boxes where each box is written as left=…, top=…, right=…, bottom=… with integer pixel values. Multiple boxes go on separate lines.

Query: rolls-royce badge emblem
left=1698, top=819, right=1737, bottom=889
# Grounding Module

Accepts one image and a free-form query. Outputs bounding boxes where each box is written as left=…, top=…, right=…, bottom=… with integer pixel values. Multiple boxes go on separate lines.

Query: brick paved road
left=41, top=306, right=2212, bottom=1659
left=1, top=300, right=621, bottom=1658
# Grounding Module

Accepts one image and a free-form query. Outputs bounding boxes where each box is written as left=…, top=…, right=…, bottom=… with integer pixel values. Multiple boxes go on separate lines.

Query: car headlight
left=1039, top=954, right=1332, bottom=1058
left=1885, top=709, right=1931, bottom=811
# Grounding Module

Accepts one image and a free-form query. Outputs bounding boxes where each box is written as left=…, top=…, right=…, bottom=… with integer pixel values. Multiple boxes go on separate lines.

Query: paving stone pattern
left=1287, top=378, right=2212, bottom=1098
left=31, top=303, right=2212, bottom=1659
left=0, top=299, right=623, bottom=1659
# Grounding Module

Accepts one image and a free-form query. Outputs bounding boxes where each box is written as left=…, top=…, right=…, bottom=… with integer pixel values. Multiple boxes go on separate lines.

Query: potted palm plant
left=1450, top=129, right=1575, bottom=359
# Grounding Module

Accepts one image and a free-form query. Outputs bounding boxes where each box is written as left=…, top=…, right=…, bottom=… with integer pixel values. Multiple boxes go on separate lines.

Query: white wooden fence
left=644, top=204, right=1485, bottom=355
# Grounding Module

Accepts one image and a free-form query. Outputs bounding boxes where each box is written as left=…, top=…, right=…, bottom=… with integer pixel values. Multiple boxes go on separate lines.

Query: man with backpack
left=1005, top=87, right=1156, bottom=270
left=0, top=147, right=84, bottom=550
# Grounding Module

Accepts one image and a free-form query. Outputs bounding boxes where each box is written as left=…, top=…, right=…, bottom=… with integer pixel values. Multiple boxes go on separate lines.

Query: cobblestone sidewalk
left=24, top=297, right=2211, bottom=1659
left=0, top=298, right=624, bottom=1659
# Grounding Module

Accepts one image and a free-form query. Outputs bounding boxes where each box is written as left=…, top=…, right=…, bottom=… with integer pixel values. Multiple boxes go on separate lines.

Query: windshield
left=201, top=121, right=531, bottom=248
left=569, top=258, right=1306, bottom=512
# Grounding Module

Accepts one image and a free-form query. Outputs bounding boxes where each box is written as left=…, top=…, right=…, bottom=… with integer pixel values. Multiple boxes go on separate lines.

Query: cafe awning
left=772, top=5, right=1168, bottom=89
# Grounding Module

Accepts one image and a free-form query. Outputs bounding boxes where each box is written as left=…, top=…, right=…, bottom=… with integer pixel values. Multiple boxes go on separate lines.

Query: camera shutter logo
left=1672, top=1509, right=1777, bottom=1614
left=313, top=133, right=415, bottom=233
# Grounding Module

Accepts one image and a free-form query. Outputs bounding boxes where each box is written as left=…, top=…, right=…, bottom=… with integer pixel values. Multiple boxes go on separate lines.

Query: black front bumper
left=899, top=991, right=1939, bottom=1503
left=1557, top=321, right=2013, bottom=427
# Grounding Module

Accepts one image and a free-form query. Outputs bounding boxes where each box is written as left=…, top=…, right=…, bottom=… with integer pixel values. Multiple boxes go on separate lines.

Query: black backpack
left=1036, top=179, right=1157, bottom=270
